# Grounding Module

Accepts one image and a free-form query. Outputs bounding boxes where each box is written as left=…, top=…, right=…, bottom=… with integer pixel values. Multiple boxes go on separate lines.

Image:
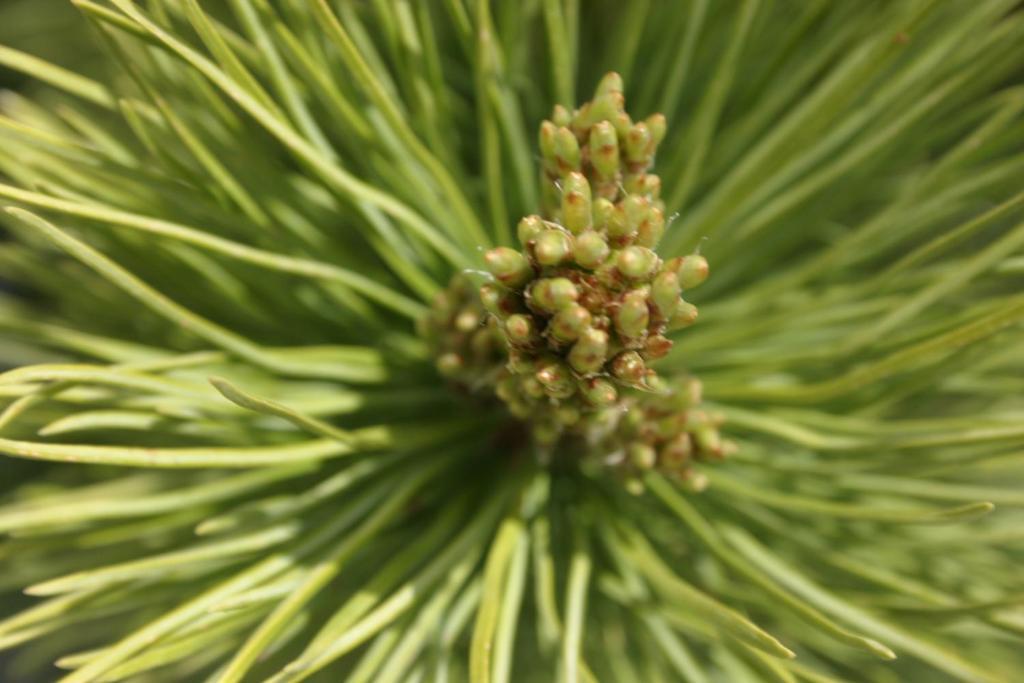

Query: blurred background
left=0, top=5, right=99, bottom=678
left=0, top=0, right=104, bottom=87
left=0, top=0, right=106, bottom=372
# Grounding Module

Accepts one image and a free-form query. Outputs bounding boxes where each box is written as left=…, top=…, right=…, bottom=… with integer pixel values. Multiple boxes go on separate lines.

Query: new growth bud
left=561, top=172, right=592, bottom=234
left=505, top=314, right=537, bottom=346
left=485, top=247, right=532, bottom=288
left=617, top=246, right=658, bottom=279
left=530, top=277, right=579, bottom=313
left=625, top=122, right=652, bottom=164
left=554, top=127, right=581, bottom=173
left=568, top=328, right=609, bottom=374
left=549, top=305, right=592, bottom=343
left=589, top=121, right=620, bottom=181
left=533, top=229, right=573, bottom=266
left=582, top=378, right=618, bottom=406
left=574, top=231, right=610, bottom=269
left=614, top=290, right=651, bottom=339
left=676, top=254, right=709, bottom=289
left=517, top=215, right=545, bottom=244
left=425, top=74, right=723, bottom=484
left=611, top=351, right=646, bottom=384
left=651, top=270, right=681, bottom=316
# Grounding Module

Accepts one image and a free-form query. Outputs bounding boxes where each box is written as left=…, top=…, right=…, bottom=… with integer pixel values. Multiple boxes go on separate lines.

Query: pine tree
left=0, top=2, right=1022, bottom=681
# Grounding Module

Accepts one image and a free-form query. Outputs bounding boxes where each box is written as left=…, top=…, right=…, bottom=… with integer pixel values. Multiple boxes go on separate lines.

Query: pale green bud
left=624, top=477, right=645, bottom=495
left=536, top=360, right=575, bottom=398
left=617, top=246, right=658, bottom=280
left=454, top=307, right=480, bottom=332
left=551, top=105, right=572, bottom=128
left=643, top=174, right=662, bottom=199
left=505, top=314, right=537, bottom=346
left=622, top=194, right=650, bottom=232
left=611, top=111, right=632, bottom=140
left=589, top=121, right=620, bottom=179
left=595, top=258, right=623, bottom=289
left=561, top=172, right=592, bottom=234
left=570, top=102, right=592, bottom=135
left=593, top=198, right=615, bottom=231
left=668, top=299, right=698, bottom=330
left=436, top=352, right=462, bottom=377
left=694, top=426, right=722, bottom=457
left=615, top=289, right=650, bottom=338
left=568, top=328, right=608, bottom=374
left=624, top=174, right=663, bottom=204
left=485, top=247, right=532, bottom=288
left=539, top=121, right=557, bottom=166
left=594, top=71, right=624, bottom=98
left=554, top=126, right=581, bottom=173
left=574, top=230, right=610, bottom=270
left=588, top=92, right=624, bottom=125
left=611, top=350, right=646, bottom=384
left=517, top=215, right=545, bottom=245
left=636, top=206, right=665, bottom=248
left=575, top=91, right=624, bottom=133
left=629, top=442, right=657, bottom=470
left=530, top=277, right=579, bottom=313
left=606, top=204, right=633, bottom=244
left=650, top=270, right=681, bottom=316
left=581, top=377, right=617, bottom=406
left=625, top=122, right=652, bottom=163
left=479, top=283, right=507, bottom=318
left=549, top=304, right=592, bottom=343
left=534, top=229, right=573, bottom=266
left=676, top=254, right=709, bottom=289
left=645, top=113, right=667, bottom=149
left=622, top=173, right=645, bottom=196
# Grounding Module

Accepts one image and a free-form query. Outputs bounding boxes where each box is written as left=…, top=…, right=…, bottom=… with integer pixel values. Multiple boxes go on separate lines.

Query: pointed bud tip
left=617, top=246, right=658, bottom=279
left=533, top=229, right=573, bottom=266
left=677, top=254, right=709, bottom=288
left=484, top=247, right=532, bottom=287
left=596, top=72, right=624, bottom=96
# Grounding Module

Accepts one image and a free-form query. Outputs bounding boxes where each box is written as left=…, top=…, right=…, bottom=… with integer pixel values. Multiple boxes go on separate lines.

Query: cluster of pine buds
left=419, top=274, right=506, bottom=392
left=425, top=74, right=731, bottom=484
